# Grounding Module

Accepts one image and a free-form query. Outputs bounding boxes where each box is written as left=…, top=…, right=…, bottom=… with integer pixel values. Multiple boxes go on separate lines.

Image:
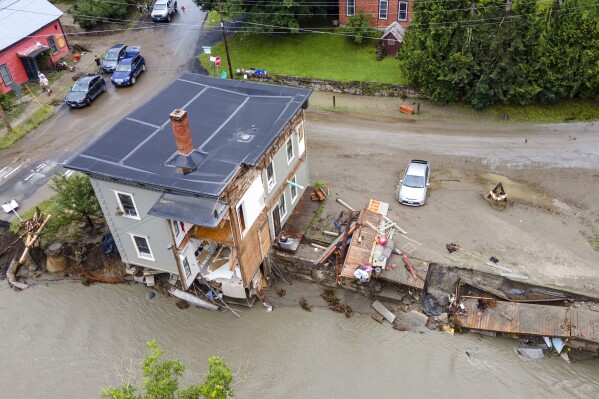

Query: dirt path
left=305, top=107, right=599, bottom=296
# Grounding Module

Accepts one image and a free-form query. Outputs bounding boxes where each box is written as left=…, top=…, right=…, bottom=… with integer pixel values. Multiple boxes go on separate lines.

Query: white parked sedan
left=398, top=160, right=430, bottom=206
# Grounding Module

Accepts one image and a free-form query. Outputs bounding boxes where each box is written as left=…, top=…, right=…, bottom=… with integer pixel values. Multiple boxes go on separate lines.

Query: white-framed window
left=47, top=35, right=59, bottom=55
left=346, top=0, right=355, bottom=16
left=131, top=234, right=154, bottom=261
left=0, top=64, right=13, bottom=86
left=278, top=192, right=287, bottom=220
left=379, top=0, right=389, bottom=19
left=266, top=161, right=276, bottom=192
left=286, top=138, right=294, bottom=165
left=172, top=220, right=180, bottom=236
left=115, top=191, right=140, bottom=219
left=182, top=257, right=191, bottom=277
left=290, top=175, right=298, bottom=203
left=398, top=1, right=408, bottom=21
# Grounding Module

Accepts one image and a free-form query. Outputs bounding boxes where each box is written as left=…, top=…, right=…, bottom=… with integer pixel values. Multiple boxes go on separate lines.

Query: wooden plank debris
left=340, top=209, right=382, bottom=279
left=457, top=298, right=570, bottom=338
left=372, top=300, right=396, bottom=323
left=500, top=272, right=529, bottom=280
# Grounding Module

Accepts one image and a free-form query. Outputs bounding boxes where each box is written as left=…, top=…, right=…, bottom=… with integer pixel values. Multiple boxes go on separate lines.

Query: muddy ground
left=301, top=100, right=599, bottom=297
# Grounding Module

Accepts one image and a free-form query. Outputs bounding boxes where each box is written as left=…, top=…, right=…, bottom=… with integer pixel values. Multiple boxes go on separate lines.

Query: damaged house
left=66, top=74, right=311, bottom=303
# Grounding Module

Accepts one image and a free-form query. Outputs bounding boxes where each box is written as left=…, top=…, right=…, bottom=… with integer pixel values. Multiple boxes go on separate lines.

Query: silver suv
left=398, top=160, right=430, bottom=206
left=151, top=0, right=177, bottom=22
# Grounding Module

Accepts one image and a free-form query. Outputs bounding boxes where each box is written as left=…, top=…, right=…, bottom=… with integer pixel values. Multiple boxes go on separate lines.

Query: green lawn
left=199, top=32, right=405, bottom=84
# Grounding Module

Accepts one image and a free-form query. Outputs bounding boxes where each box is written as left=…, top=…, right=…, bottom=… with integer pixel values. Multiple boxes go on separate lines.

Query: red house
left=339, top=0, right=412, bottom=56
left=0, top=0, right=70, bottom=94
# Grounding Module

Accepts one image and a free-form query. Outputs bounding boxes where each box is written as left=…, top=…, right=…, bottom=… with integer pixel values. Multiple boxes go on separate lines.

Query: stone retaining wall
left=271, top=249, right=384, bottom=299
left=248, top=74, right=422, bottom=98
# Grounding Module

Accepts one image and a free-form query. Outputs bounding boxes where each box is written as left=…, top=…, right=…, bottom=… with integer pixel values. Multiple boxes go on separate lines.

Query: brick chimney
left=169, top=109, right=194, bottom=155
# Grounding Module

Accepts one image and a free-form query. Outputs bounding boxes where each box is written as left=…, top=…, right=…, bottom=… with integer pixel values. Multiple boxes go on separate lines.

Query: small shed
left=380, top=22, right=406, bottom=57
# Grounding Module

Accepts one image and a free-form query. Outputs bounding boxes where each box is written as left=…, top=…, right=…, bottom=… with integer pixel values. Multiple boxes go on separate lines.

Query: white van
left=151, top=0, right=177, bottom=22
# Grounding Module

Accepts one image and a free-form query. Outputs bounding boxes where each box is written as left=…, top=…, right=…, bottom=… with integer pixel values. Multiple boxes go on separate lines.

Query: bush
left=344, top=11, right=379, bottom=45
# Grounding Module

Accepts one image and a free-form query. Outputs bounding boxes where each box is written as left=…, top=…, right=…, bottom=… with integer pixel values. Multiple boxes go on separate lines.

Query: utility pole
left=218, top=0, right=234, bottom=79
left=0, top=104, right=12, bottom=133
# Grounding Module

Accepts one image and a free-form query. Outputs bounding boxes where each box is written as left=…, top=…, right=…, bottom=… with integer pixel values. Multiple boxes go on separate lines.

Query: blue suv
left=111, top=54, right=146, bottom=87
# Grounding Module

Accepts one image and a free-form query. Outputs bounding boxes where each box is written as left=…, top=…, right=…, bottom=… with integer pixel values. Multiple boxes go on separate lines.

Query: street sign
left=202, top=46, right=211, bottom=54
left=209, top=56, right=216, bottom=62
left=215, top=56, right=221, bottom=67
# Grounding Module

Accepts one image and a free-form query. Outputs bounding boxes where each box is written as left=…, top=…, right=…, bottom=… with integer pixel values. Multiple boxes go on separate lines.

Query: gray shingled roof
left=0, top=0, right=63, bottom=51
left=66, top=74, right=311, bottom=197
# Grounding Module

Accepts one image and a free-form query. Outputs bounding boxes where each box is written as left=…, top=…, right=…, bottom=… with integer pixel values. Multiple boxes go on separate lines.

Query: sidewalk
left=0, top=53, right=97, bottom=136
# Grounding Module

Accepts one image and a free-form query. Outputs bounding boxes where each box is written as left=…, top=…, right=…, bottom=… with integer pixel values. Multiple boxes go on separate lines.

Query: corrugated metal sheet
left=0, top=0, right=63, bottom=51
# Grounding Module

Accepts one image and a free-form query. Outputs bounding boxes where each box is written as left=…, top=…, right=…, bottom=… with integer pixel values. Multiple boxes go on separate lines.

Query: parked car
left=65, top=74, right=106, bottom=108
left=151, top=0, right=177, bottom=22
left=100, top=44, right=127, bottom=73
left=123, top=46, right=141, bottom=59
left=111, top=54, right=146, bottom=87
left=397, top=160, right=430, bottom=206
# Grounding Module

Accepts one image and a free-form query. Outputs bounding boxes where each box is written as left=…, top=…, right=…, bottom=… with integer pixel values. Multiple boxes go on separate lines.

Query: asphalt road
left=0, top=1, right=224, bottom=221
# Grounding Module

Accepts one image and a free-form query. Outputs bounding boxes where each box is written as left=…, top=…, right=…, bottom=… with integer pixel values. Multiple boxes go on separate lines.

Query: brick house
left=0, top=0, right=70, bottom=94
left=339, top=0, right=412, bottom=55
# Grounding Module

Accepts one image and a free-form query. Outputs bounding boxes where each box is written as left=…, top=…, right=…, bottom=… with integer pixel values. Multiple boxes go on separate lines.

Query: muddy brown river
left=1, top=282, right=598, bottom=398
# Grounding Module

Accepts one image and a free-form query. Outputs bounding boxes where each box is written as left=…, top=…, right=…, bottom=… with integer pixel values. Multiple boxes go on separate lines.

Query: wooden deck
left=457, top=298, right=599, bottom=343
left=571, top=308, right=599, bottom=344
left=378, top=256, right=429, bottom=290
left=340, top=209, right=383, bottom=279
left=281, top=188, right=322, bottom=236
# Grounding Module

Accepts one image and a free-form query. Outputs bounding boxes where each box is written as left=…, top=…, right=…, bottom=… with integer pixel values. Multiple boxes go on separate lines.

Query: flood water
left=1, top=282, right=598, bottom=398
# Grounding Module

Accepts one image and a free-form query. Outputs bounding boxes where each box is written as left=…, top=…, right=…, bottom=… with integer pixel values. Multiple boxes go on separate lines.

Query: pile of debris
left=321, top=288, right=353, bottom=318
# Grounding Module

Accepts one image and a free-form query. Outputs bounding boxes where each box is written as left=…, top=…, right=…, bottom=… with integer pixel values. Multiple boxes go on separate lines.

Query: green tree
left=399, top=0, right=599, bottom=108
left=49, top=174, right=101, bottom=229
left=193, top=0, right=332, bottom=32
left=70, top=0, right=137, bottom=29
left=101, top=340, right=234, bottom=399
left=538, top=0, right=599, bottom=103
left=344, top=11, right=379, bottom=44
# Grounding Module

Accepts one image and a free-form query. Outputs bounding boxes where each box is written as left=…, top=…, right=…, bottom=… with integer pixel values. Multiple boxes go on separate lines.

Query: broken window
left=379, top=0, right=388, bottom=19
left=182, top=257, right=191, bottom=277
left=237, top=203, right=247, bottom=232
left=290, top=175, right=298, bottom=202
left=132, top=235, right=154, bottom=260
left=172, top=220, right=180, bottom=236
left=266, top=162, right=276, bottom=192
left=398, top=1, right=408, bottom=21
left=116, top=192, right=139, bottom=218
left=286, top=138, right=294, bottom=164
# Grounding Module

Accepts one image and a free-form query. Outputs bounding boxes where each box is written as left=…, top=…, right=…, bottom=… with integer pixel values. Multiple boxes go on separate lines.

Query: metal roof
left=66, top=73, right=312, bottom=197
left=0, top=0, right=64, bottom=52
left=148, top=192, right=229, bottom=228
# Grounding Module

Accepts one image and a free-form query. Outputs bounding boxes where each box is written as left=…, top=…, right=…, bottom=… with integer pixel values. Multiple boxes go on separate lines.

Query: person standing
left=136, top=2, right=142, bottom=14
left=94, top=55, right=101, bottom=73
left=37, top=71, right=52, bottom=95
